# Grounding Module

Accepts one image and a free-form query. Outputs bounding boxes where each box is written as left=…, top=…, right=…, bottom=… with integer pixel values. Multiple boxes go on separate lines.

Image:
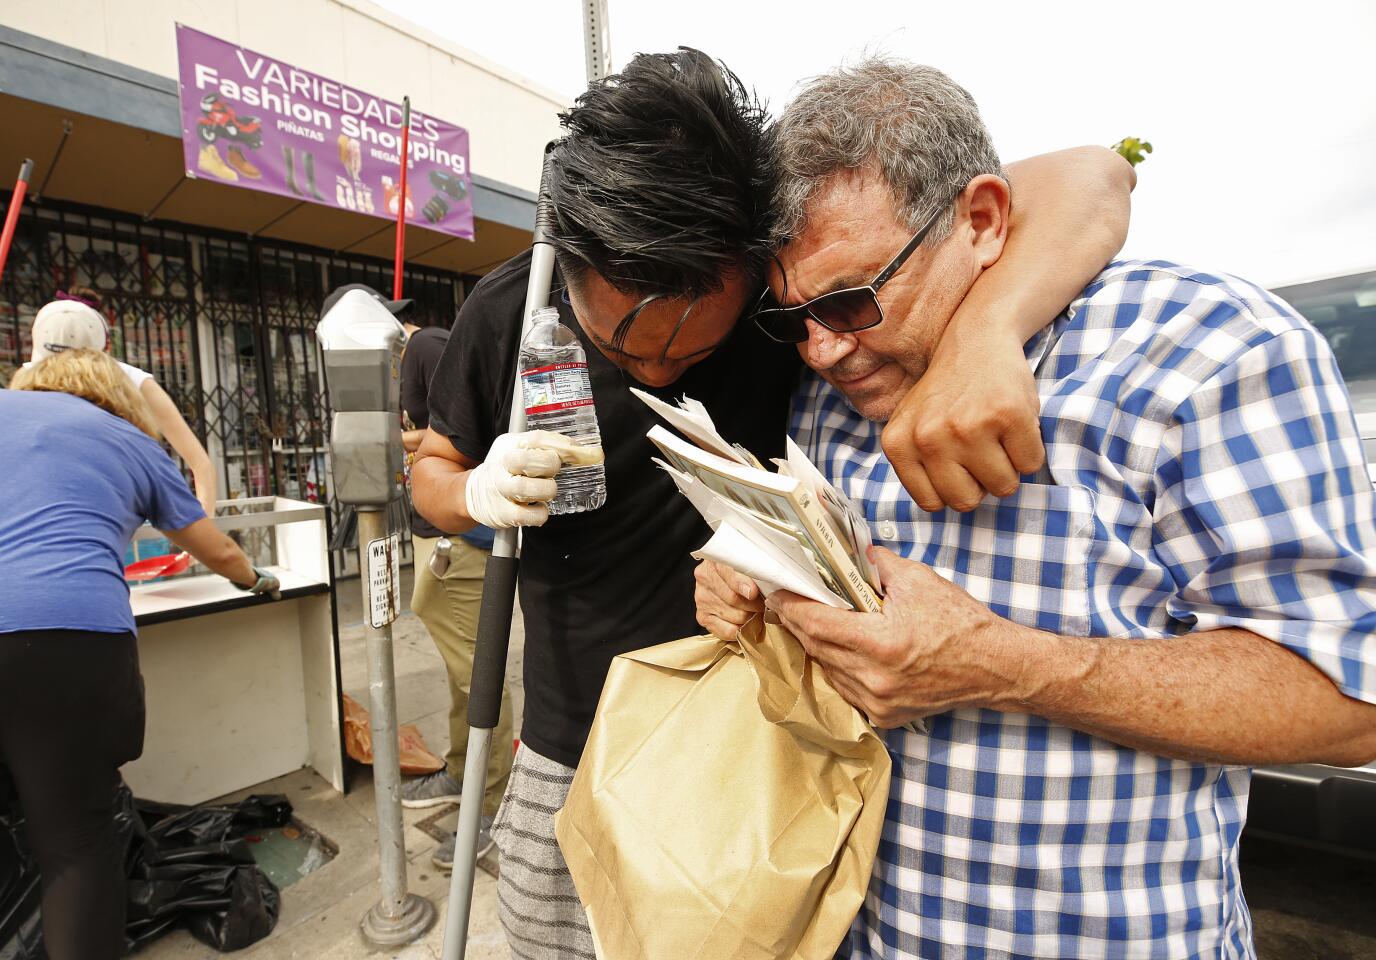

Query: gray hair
left=769, top=58, right=1004, bottom=247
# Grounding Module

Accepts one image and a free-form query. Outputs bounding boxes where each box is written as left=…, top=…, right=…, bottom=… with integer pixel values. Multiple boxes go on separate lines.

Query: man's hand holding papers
left=766, top=545, right=1033, bottom=729
left=693, top=560, right=766, bottom=640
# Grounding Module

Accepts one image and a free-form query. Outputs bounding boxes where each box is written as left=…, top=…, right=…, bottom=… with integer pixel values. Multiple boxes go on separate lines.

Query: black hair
left=548, top=48, right=773, bottom=301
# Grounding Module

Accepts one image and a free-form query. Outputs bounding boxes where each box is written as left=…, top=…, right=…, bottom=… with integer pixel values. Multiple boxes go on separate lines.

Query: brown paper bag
left=555, top=618, right=891, bottom=960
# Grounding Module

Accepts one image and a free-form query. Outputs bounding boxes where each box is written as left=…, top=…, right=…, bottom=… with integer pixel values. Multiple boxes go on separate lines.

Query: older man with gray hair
left=697, top=59, right=1376, bottom=958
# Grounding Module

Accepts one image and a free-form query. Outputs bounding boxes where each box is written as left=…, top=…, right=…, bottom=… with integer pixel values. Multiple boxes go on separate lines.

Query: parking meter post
left=355, top=506, right=435, bottom=945
left=440, top=144, right=558, bottom=960
left=318, top=292, right=436, bottom=946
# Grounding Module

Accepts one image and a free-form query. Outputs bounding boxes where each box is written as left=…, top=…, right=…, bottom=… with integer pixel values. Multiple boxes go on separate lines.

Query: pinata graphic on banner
left=175, top=24, right=474, bottom=241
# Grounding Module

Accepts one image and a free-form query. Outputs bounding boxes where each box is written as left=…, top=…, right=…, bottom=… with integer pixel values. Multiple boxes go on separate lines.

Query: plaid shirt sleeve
left=1152, top=325, right=1376, bottom=704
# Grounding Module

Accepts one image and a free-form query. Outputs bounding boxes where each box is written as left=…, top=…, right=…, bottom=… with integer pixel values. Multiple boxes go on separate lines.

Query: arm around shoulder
left=881, top=146, right=1135, bottom=511
left=991, top=145, right=1135, bottom=341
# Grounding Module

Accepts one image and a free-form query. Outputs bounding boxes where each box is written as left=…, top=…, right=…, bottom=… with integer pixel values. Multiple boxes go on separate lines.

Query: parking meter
left=318, top=289, right=406, bottom=507
left=316, top=288, right=436, bottom=944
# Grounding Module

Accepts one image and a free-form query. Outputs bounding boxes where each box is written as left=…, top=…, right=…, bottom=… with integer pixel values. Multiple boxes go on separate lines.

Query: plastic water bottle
left=518, top=306, right=607, bottom=514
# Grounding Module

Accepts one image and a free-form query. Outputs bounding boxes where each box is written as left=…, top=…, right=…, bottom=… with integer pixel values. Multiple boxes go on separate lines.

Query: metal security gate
left=0, top=196, right=467, bottom=564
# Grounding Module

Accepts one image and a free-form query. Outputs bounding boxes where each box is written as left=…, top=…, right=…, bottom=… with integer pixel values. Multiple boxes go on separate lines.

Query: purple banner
left=175, top=24, right=474, bottom=240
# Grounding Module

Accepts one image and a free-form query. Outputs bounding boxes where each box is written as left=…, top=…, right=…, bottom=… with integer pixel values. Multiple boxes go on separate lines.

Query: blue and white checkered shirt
left=791, top=260, right=1376, bottom=960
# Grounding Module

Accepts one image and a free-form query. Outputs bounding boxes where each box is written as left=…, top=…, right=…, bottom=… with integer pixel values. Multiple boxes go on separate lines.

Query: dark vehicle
left=197, top=95, right=263, bottom=150
left=1249, top=268, right=1376, bottom=856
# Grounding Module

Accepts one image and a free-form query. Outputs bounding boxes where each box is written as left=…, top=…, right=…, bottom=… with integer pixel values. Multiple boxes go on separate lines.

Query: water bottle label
left=521, top=361, right=595, bottom=415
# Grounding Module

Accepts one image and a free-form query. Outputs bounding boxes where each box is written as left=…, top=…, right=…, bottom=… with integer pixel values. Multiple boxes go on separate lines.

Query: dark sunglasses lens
left=753, top=307, right=810, bottom=343
left=809, top=288, right=882, bottom=332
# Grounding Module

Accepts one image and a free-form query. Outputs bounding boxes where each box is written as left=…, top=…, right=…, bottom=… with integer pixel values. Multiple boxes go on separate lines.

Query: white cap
left=30, top=300, right=108, bottom=362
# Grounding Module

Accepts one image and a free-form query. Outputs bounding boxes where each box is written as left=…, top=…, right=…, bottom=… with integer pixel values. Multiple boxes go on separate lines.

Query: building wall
left=3, top=0, right=567, bottom=195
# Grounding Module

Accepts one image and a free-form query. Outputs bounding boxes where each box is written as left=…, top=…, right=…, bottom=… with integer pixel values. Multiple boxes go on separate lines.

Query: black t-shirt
left=401, top=326, right=451, bottom=539
left=429, top=250, right=802, bottom=767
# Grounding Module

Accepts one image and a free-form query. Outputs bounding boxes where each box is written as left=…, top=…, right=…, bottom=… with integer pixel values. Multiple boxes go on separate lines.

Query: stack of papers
left=636, top=392, right=881, bottom=612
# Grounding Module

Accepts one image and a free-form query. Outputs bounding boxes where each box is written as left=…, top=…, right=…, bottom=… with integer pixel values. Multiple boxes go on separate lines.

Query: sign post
left=393, top=96, right=411, bottom=300
left=318, top=289, right=436, bottom=946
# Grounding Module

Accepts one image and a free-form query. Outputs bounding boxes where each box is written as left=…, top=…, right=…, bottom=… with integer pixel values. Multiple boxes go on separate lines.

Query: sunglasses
left=749, top=200, right=951, bottom=344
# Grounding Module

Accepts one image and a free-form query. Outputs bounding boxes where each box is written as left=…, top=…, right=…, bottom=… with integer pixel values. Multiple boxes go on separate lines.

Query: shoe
left=428, top=168, right=469, bottom=202
left=226, top=146, right=261, bottom=179
left=400, top=769, right=462, bottom=809
left=198, top=144, right=238, bottom=181
left=432, top=816, right=495, bottom=870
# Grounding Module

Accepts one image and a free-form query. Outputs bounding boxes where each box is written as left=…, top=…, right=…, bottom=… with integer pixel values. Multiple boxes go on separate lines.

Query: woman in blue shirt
left=1, top=349, right=276, bottom=960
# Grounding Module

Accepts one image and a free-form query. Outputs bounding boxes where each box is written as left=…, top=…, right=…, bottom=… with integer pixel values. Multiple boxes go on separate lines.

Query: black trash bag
left=0, top=767, right=43, bottom=960
left=182, top=864, right=281, bottom=951
left=128, top=842, right=259, bottom=927
left=124, top=792, right=287, bottom=953
left=1, top=774, right=289, bottom=956
left=0, top=911, right=42, bottom=960
left=138, top=794, right=291, bottom=848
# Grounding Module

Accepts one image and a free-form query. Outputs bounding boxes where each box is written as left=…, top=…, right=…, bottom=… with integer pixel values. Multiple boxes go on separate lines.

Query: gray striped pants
left=491, top=744, right=596, bottom=960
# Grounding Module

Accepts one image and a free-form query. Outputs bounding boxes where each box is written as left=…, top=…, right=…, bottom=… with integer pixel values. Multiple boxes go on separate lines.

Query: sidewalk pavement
left=138, top=563, right=525, bottom=958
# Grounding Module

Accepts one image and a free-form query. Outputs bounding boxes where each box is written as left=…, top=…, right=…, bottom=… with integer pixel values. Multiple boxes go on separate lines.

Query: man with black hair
left=412, top=48, right=1133, bottom=957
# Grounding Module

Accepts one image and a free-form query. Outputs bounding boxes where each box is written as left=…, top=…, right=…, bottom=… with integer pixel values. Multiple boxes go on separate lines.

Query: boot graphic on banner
left=301, top=152, right=327, bottom=202
left=226, top=146, right=262, bottom=180
left=198, top=144, right=239, bottom=181
left=283, top=145, right=304, bottom=197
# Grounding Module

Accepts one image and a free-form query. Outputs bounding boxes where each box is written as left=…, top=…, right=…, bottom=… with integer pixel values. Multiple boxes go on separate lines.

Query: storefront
left=0, top=2, right=566, bottom=521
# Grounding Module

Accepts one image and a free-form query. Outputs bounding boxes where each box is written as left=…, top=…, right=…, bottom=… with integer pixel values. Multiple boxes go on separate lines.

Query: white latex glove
left=465, top=430, right=604, bottom=528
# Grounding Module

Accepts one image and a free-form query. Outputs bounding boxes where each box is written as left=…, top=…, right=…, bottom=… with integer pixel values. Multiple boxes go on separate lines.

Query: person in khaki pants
left=318, top=284, right=515, bottom=869
left=407, top=529, right=513, bottom=868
